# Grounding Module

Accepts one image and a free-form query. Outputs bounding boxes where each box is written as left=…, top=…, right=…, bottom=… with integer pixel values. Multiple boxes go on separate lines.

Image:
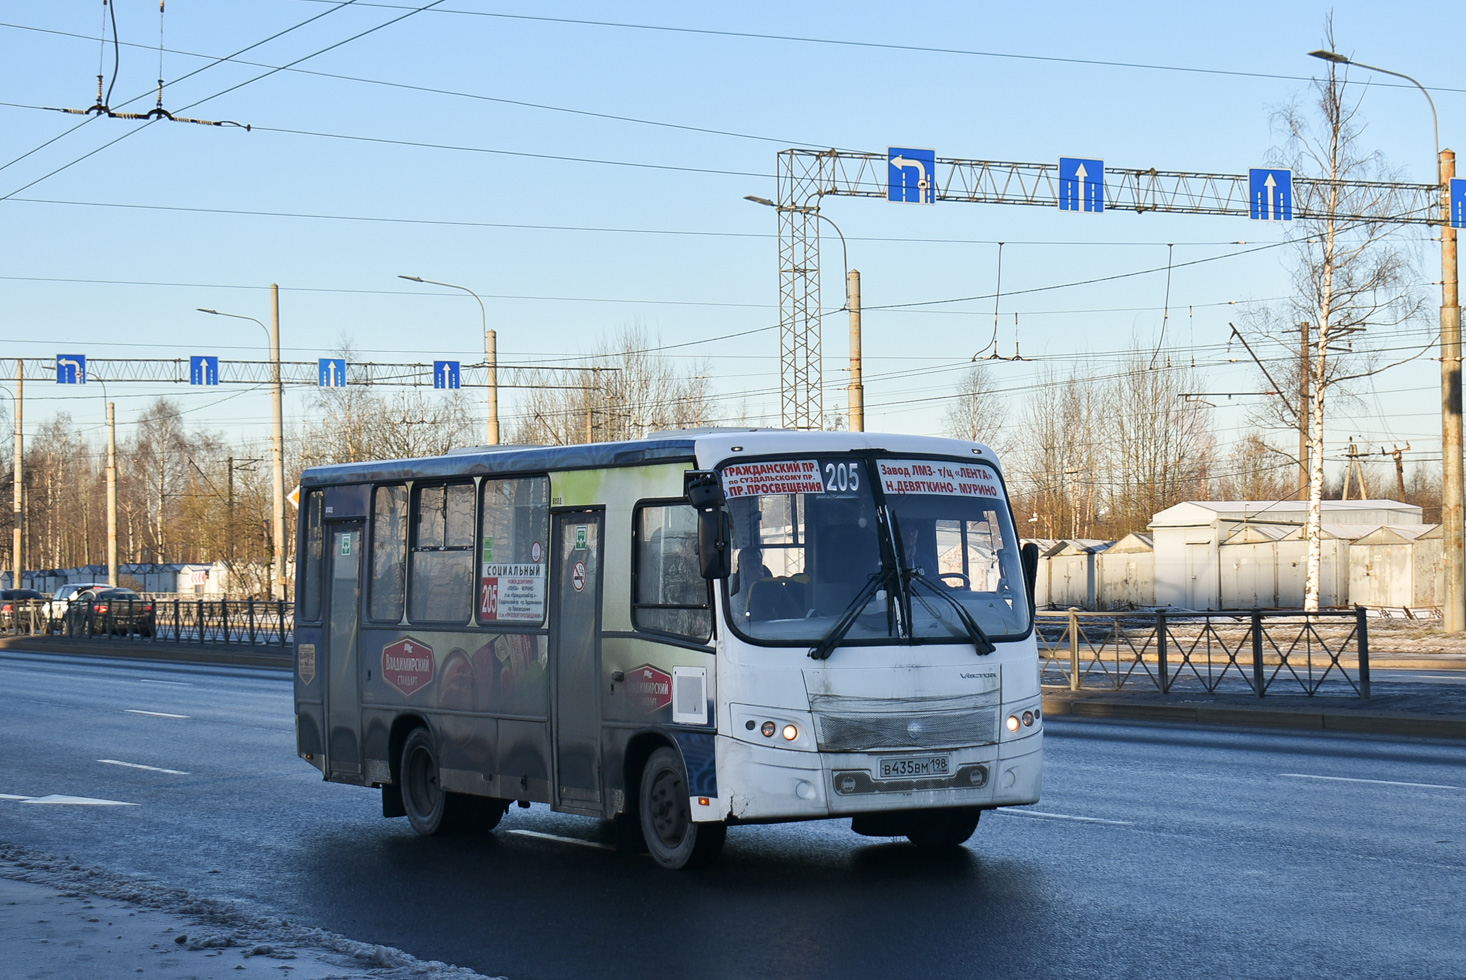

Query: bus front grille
left=809, top=693, right=1000, bottom=752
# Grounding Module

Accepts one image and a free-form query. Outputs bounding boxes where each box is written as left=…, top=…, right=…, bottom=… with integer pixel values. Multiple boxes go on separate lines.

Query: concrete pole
left=12, top=360, right=22, bottom=590
left=487, top=328, right=499, bottom=445
left=847, top=270, right=864, bottom=432
left=271, top=284, right=288, bottom=603
left=106, top=401, right=117, bottom=587
left=1441, top=149, right=1464, bottom=631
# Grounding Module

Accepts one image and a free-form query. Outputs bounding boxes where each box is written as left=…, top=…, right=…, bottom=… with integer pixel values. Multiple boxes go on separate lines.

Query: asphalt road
left=1, top=649, right=1463, bottom=980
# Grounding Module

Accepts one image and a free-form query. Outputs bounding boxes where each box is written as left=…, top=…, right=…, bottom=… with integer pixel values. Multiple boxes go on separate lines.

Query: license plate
left=879, top=755, right=950, bottom=779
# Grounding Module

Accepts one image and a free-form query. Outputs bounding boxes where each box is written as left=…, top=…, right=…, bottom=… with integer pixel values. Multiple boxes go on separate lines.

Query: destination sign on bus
left=878, top=459, right=1000, bottom=498
left=480, top=563, right=546, bottom=622
left=722, top=460, right=825, bottom=498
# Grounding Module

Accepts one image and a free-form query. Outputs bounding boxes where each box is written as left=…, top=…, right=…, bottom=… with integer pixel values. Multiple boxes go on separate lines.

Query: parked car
left=0, top=588, right=45, bottom=629
left=41, top=582, right=110, bottom=628
left=64, top=587, right=155, bottom=637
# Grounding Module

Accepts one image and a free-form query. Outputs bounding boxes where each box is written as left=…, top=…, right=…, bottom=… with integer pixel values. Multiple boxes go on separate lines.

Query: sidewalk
left=0, top=846, right=497, bottom=980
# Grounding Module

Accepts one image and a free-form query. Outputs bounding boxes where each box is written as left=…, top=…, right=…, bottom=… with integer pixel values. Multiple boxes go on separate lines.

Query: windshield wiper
left=808, top=570, right=890, bottom=661
left=906, top=569, right=997, bottom=656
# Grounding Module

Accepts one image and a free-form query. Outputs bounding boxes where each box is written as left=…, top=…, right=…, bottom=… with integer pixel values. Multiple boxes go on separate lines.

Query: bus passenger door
left=550, top=511, right=603, bottom=811
left=323, top=522, right=364, bottom=779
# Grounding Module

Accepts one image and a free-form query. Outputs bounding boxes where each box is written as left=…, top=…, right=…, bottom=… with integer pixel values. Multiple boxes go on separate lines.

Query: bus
left=292, top=429, right=1042, bottom=869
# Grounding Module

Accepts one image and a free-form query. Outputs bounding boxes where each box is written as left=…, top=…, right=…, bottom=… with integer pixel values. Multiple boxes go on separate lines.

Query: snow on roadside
left=0, top=842, right=505, bottom=979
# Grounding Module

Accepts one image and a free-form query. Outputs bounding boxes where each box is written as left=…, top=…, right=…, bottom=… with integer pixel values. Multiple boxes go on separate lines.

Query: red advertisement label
left=625, top=663, right=672, bottom=713
left=382, top=637, right=435, bottom=697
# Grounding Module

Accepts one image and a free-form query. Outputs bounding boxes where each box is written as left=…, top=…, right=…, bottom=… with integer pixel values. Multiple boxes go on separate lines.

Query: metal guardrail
left=1037, top=608, right=1371, bottom=697
left=1, top=598, right=293, bottom=651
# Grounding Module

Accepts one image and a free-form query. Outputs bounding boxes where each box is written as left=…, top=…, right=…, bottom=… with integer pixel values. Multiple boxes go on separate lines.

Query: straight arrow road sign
left=190, top=355, right=219, bottom=386
left=1452, top=178, right=1466, bottom=229
left=1249, top=168, right=1293, bottom=221
left=318, top=358, right=347, bottom=387
left=1058, top=158, right=1104, bottom=213
left=434, top=360, right=461, bottom=389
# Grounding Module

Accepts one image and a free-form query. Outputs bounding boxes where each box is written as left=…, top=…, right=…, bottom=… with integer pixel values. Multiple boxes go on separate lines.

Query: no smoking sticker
left=571, top=561, right=587, bottom=592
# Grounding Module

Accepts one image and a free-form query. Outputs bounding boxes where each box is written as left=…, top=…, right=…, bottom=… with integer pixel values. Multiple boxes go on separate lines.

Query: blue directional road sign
left=190, top=355, right=220, bottom=386
left=318, top=358, right=347, bottom=388
left=888, top=147, right=936, bottom=204
left=1249, top=168, right=1293, bottom=221
left=433, top=360, right=461, bottom=390
left=55, top=354, right=87, bottom=384
left=1058, top=158, right=1104, bottom=213
left=1452, top=178, right=1466, bottom=229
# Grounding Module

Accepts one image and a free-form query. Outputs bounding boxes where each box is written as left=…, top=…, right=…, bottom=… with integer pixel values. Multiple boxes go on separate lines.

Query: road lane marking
left=508, top=829, right=615, bottom=850
left=99, top=759, right=190, bottom=775
left=136, top=679, right=192, bottom=687
left=998, top=809, right=1133, bottom=826
left=0, top=794, right=32, bottom=800
left=1280, top=773, right=1462, bottom=791
left=125, top=709, right=189, bottom=719
left=21, top=795, right=138, bottom=806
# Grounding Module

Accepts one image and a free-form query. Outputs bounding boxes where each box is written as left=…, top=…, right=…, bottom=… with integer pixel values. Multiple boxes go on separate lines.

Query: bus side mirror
left=684, top=470, right=725, bottom=509
left=698, top=509, right=732, bottom=580
left=1021, top=542, right=1039, bottom=612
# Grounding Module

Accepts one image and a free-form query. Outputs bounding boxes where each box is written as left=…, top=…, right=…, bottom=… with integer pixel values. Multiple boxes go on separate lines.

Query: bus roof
left=298, top=429, right=1001, bottom=487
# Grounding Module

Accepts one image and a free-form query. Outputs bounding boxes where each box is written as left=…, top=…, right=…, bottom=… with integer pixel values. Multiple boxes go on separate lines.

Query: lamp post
left=198, top=289, right=288, bottom=602
left=88, top=372, right=119, bottom=587
left=744, top=196, right=865, bottom=431
left=1, top=368, right=21, bottom=590
left=1309, top=50, right=1462, bottom=631
left=398, top=275, right=497, bottom=445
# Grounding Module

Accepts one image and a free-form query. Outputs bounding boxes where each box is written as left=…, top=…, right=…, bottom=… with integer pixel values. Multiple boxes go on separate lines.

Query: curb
left=1041, top=694, right=1466, bottom=740
left=0, top=635, right=291, bottom=670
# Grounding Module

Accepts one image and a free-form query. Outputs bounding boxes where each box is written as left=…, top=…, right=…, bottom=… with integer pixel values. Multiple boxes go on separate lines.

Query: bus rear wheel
left=400, top=727, right=477, bottom=836
left=639, top=747, right=725, bottom=870
left=904, top=807, right=981, bottom=849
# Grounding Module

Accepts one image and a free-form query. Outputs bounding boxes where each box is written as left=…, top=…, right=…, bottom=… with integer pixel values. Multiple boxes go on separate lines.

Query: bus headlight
left=1006, top=715, right=1021, bottom=732
left=761, top=721, right=777, bottom=738
left=781, top=724, right=799, bottom=741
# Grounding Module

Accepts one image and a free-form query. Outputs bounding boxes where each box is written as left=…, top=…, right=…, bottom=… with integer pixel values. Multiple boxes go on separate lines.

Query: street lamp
left=1309, top=50, right=1462, bottom=631
left=745, top=195, right=865, bottom=431
left=199, top=289, right=288, bottom=603
left=88, top=371, right=119, bottom=587
left=398, top=275, right=497, bottom=445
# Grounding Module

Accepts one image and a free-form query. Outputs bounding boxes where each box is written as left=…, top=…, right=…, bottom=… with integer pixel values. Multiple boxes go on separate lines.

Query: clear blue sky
left=2, top=1, right=1461, bottom=484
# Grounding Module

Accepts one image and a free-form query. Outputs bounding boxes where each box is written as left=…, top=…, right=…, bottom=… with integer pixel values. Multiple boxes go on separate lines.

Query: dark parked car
left=64, top=587, right=155, bottom=637
left=0, top=588, right=45, bottom=629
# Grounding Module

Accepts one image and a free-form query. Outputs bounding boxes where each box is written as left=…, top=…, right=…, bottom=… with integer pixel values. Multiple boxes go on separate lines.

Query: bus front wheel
left=639, top=747, right=725, bottom=870
left=904, top=807, right=981, bottom=849
left=400, top=727, right=472, bottom=836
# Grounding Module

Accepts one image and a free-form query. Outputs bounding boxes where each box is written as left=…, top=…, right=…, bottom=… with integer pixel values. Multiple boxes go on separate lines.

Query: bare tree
left=511, top=326, right=712, bottom=445
left=943, top=363, right=1010, bottom=455
left=1279, top=20, right=1427, bottom=609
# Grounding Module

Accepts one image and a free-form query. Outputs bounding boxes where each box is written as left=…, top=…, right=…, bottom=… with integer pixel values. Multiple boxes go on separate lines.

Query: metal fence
left=2, top=598, right=293, bottom=649
left=1037, top=608, right=1370, bottom=697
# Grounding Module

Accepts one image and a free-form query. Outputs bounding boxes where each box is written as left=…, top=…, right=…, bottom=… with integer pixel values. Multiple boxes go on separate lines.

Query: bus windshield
left=720, top=455, right=1030, bottom=646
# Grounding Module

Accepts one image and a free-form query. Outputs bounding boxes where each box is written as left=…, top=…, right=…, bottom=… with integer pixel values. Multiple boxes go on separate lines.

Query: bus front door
left=323, top=522, right=364, bottom=779
left=550, top=511, right=603, bottom=812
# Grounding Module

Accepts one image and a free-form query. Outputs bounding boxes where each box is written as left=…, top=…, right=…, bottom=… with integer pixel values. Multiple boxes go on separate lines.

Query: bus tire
left=904, top=807, right=981, bottom=849
left=400, top=727, right=467, bottom=836
left=639, top=747, right=725, bottom=870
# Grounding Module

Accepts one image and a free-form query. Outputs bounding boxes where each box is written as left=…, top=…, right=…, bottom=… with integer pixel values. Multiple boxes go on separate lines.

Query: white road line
left=1280, top=773, right=1463, bottom=791
left=0, top=793, right=32, bottom=801
left=508, top=829, right=615, bottom=851
left=99, top=759, right=190, bottom=775
left=136, top=679, right=192, bottom=687
left=21, top=795, right=138, bottom=806
left=998, top=809, right=1133, bottom=826
left=124, top=709, right=189, bottom=719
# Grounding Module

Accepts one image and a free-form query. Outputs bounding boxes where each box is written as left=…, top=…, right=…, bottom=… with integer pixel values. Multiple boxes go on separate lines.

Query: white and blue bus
left=293, top=429, right=1042, bottom=869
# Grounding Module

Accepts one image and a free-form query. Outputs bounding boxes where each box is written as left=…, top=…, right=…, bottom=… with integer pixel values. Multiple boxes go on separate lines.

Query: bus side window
left=478, top=476, right=550, bottom=626
left=408, top=483, right=474, bottom=623
left=300, top=490, right=324, bottom=621
left=633, top=503, right=711, bottom=642
left=369, top=485, right=407, bottom=622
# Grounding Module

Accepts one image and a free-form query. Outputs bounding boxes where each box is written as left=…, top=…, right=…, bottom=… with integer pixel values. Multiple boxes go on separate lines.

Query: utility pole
left=270, top=284, right=287, bottom=603
left=12, top=360, right=22, bottom=590
left=1441, top=149, right=1463, bottom=631
left=847, top=269, right=864, bottom=432
left=1389, top=444, right=1410, bottom=501
left=106, top=401, right=117, bottom=587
